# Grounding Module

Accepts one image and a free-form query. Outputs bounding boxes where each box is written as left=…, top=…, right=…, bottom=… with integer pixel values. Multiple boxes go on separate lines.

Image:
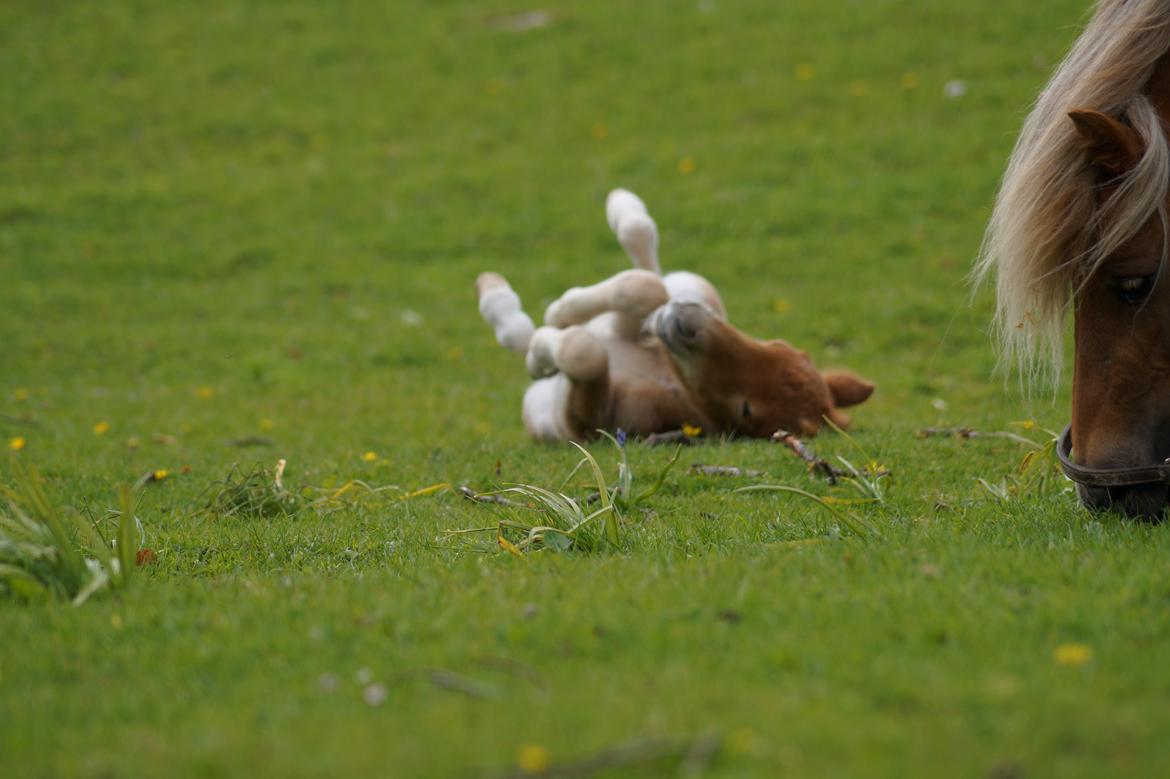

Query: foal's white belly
left=522, top=374, right=573, bottom=442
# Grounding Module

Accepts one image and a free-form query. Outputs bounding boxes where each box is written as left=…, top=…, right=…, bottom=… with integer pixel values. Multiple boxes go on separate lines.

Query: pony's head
left=650, top=300, right=874, bottom=438
left=1066, top=108, right=1170, bottom=517
left=977, top=0, right=1170, bottom=518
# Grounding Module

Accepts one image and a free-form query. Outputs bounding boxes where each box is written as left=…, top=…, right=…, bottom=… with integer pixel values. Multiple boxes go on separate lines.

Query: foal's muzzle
left=650, top=301, right=711, bottom=352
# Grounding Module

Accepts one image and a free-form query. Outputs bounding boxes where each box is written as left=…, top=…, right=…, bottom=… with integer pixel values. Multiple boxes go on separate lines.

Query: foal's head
left=650, top=300, right=873, bottom=438
left=1068, top=109, right=1170, bottom=517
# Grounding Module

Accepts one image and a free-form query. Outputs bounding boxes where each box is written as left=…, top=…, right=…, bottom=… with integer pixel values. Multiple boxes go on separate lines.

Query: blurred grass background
left=5, top=1, right=1169, bottom=777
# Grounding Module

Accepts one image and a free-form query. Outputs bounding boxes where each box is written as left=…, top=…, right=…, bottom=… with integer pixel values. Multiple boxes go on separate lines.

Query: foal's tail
left=606, top=188, right=661, bottom=274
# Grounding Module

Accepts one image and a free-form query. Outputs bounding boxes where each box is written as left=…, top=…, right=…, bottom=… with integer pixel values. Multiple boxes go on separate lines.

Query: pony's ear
left=823, top=371, right=874, bottom=408
left=1068, top=109, right=1143, bottom=179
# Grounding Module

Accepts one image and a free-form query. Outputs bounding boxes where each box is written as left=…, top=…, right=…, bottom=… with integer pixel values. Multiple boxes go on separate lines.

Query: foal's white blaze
left=606, top=188, right=660, bottom=273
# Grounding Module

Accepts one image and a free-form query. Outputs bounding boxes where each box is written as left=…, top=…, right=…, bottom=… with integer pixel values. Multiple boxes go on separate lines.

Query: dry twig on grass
left=688, top=464, right=764, bottom=478
left=492, top=732, right=722, bottom=779
left=771, top=429, right=846, bottom=483
left=458, top=485, right=523, bottom=507
left=642, top=429, right=699, bottom=447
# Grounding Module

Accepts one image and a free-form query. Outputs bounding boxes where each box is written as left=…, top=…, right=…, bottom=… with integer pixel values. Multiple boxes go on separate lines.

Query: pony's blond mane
left=976, top=0, right=1170, bottom=383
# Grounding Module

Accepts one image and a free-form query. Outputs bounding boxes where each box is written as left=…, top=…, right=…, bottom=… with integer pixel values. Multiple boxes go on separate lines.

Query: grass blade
left=735, top=484, right=877, bottom=539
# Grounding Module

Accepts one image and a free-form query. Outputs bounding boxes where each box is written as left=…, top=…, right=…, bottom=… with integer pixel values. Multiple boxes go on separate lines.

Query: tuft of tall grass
left=0, top=461, right=142, bottom=605
left=450, top=434, right=681, bottom=554
left=205, top=459, right=298, bottom=519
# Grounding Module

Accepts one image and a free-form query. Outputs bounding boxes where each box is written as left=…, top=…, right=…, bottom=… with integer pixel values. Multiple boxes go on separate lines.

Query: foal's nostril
left=673, top=315, right=696, bottom=340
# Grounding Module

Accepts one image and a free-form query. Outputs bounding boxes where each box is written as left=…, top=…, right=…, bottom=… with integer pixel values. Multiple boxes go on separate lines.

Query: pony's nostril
left=1075, top=483, right=1113, bottom=511
left=1076, top=483, right=1168, bottom=520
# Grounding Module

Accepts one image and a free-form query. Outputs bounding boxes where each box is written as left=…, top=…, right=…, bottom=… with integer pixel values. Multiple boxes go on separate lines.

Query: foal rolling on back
left=477, top=189, right=874, bottom=443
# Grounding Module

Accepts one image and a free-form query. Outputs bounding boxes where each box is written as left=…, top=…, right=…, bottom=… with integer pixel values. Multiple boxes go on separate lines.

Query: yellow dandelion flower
left=848, top=80, right=868, bottom=97
left=153, top=469, right=169, bottom=481
left=516, top=744, right=550, bottom=774
left=773, top=298, right=791, bottom=314
left=259, top=418, right=276, bottom=430
left=591, top=122, right=608, bottom=140
left=1054, top=643, right=1092, bottom=666
left=900, top=72, right=920, bottom=90
left=196, top=386, right=215, bottom=400
left=498, top=535, right=525, bottom=558
left=677, top=156, right=696, bottom=175
left=93, top=421, right=110, bottom=435
left=794, top=63, right=815, bottom=81
left=447, top=345, right=464, bottom=361
left=9, top=436, right=26, bottom=451
left=682, top=423, right=702, bottom=438
left=1010, top=420, right=1036, bottom=430
left=361, top=451, right=378, bottom=462
left=13, top=388, right=29, bottom=402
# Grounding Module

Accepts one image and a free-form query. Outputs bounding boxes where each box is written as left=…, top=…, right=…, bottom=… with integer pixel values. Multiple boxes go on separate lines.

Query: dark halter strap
left=1057, top=424, right=1170, bottom=488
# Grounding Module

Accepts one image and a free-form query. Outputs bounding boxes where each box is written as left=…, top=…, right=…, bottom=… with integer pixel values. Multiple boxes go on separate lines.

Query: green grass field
left=4, top=1, right=1170, bottom=776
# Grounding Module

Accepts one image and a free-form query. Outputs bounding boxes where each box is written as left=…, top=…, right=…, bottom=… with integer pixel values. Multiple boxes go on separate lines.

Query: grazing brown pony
left=977, top=0, right=1170, bottom=517
left=478, top=189, right=874, bottom=443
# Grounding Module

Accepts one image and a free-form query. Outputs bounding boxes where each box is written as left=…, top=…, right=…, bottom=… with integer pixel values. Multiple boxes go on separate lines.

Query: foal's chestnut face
left=651, top=301, right=867, bottom=438
left=1069, top=110, right=1170, bottom=518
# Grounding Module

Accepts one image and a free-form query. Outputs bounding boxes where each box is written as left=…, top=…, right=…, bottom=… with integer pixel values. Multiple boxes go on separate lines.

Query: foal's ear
left=1068, top=109, right=1143, bottom=179
left=823, top=371, right=874, bottom=408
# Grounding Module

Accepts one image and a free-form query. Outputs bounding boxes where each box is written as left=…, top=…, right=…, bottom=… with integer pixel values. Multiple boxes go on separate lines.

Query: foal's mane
left=976, top=0, right=1170, bottom=382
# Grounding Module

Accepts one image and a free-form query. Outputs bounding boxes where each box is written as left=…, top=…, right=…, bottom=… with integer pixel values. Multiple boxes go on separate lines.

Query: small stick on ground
left=458, top=485, right=523, bottom=507
left=426, top=669, right=497, bottom=700
left=688, top=464, right=764, bottom=478
left=643, top=429, right=699, bottom=447
left=917, top=426, right=1040, bottom=448
left=772, top=430, right=845, bottom=484
left=491, top=732, right=722, bottom=779
left=0, top=413, right=38, bottom=428
left=227, top=435, right=274, bottom=447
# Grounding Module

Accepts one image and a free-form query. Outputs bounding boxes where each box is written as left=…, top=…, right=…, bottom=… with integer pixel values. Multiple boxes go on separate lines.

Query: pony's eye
left=1114, top=275, right=1154, bottom=304
left=741, top=400, right=751, bottom=418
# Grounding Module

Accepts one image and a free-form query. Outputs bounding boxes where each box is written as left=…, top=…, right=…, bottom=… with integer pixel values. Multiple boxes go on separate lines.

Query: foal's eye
left=741, top=400, right=751, bottom=418
left=1113, top=275, right=1155, bottom=304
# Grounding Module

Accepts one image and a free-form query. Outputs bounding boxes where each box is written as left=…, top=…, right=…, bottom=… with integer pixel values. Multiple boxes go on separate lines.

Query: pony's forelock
left=975, top=0, right=1170, bottom=386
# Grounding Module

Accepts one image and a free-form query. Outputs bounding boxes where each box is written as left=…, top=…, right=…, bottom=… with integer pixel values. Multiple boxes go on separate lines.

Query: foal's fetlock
left=525, top=327, right=561, bottom=378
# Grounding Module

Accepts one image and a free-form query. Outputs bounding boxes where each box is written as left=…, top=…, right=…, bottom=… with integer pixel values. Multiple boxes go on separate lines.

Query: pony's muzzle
left=1076, top=482, right=1169, bottom=520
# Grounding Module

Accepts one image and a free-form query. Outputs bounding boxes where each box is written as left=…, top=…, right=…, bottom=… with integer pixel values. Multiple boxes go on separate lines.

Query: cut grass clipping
left=0, top=461, right=143, bottom=605
left=452, top=434, right=681, bottom=554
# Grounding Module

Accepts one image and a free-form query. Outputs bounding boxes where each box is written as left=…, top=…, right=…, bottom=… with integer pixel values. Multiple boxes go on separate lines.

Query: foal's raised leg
left=543, top=269, right=670, bottom=339
left=476, top=272, right=535, bottom=354
left=606, top=188, right=660, bottom=273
